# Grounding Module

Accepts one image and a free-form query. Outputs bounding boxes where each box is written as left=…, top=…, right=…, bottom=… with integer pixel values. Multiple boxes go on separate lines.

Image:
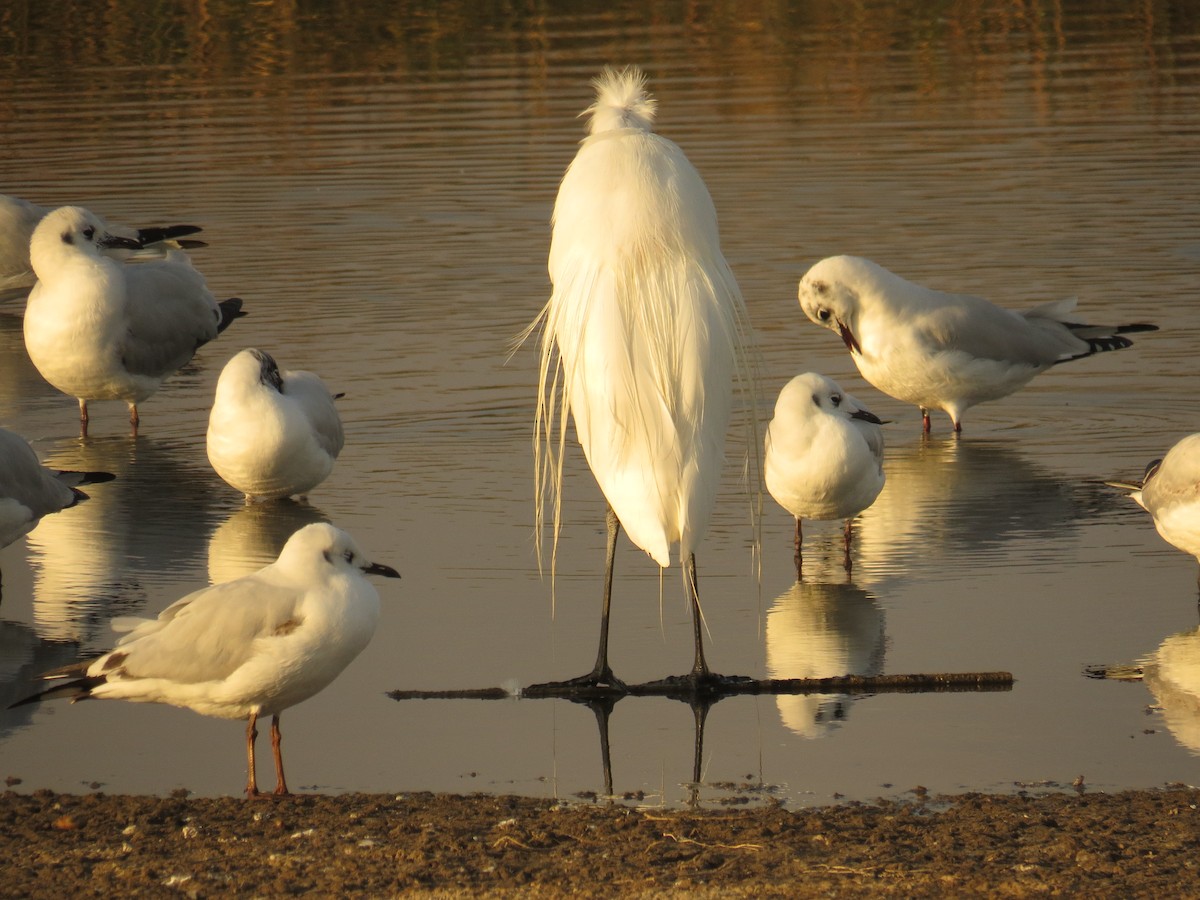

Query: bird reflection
left=24, top=435, right=226, bottom=642
left=1101, top=627, right=1200, bottom=756
left=765, top=581, right=886, bottom=737
left=0, top=620, right=86, bottom=739
left=854, top=438, right=1092, bottom=576
left=208, top=500, right=330, bottom=583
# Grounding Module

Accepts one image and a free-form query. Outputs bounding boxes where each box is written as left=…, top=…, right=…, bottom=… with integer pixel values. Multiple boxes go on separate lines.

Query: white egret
left=798, top=255, right=1157, bottom=433
left=23, top=206, right=243, bottom=435
left=11, top=523, right=400, bottom=797
left=527, top=66, right=756, bottom=690
left=765, top=373, right=885, bottom=574
left=207, top=349, right=344, bottom=502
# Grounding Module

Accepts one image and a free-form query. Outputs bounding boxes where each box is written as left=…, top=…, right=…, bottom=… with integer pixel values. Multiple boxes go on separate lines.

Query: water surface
left=1, top=2, right=1199, bottom=806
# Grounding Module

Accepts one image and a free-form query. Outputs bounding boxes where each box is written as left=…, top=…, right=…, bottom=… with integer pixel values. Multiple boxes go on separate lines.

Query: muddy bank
left=2, top=787, right=1198, bottom=897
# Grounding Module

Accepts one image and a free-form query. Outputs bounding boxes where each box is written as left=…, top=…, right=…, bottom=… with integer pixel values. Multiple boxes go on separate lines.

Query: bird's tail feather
left=586, top=66, right=657, bottom=135
left=8, top=659, right=105, bottom=708
left=218, top=297, right=247, bottom=333
left=1054, top=321, right=1158, bottom=364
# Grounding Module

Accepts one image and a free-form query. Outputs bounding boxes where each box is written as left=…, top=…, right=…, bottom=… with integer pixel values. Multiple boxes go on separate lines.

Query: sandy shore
left=2, top=786, right=1198, bottom=896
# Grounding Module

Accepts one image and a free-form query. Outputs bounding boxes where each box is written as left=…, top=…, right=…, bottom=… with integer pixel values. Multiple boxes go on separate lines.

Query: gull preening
left=207, top=349, right=345, bottom=502
left=798, top=255, right=1157, bottom=433
left=1107, top=434, right=1200, bottom=585
left=527, top=66, right=756, bottom=690
left=11, top=523, right=400, bottom=797
left=0, top=427, right=115, bottom=549
left=765, top=373, right=885, bottom=574
left=22, top=206, right=244, bottom=435
left=0, top=193, right=202, bottom=301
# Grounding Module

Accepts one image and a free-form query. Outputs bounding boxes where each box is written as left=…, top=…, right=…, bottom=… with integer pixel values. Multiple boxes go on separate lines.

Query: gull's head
left=277, top=523, right=401, bottom=581
left=798, top=255, right=880, bottom=355
left=30, top=206, right=142, bottom=275
left=774, top=372, right=882, bottom=428
left=220, top=348, right=285, bottom=395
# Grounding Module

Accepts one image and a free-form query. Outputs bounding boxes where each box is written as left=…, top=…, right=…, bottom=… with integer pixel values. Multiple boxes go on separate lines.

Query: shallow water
left=1, top=2, right=1200, bottom=806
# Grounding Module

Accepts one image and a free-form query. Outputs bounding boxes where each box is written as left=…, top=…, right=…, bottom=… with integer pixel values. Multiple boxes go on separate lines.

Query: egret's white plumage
left=23, top=206, right=242, bottom=434
left=527, top=66, right=756, bottom=687
left=0, top=427, right=114, bottom=548
left=1108, top=433, right=1200, bottom=579
left=0, top=193, right=201, bottom=301
left=765, top=373, right=884, bottom=573
left=12, top=523, right=400, bottom=796
left=798, top=255, right=1157, bottom=432
left=207, top=349, right=344, bottom=502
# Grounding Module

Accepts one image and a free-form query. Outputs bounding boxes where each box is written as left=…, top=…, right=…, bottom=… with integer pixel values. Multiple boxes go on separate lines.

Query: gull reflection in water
left=25, top=435, right=225, bottom=642
left=207, top=500, right=331, bottom=583
left=764, top=580, right=886, bottom=738
left=853, top=438, right=1093, bottom=577
left=1103, top=628, right=1200, bottom=756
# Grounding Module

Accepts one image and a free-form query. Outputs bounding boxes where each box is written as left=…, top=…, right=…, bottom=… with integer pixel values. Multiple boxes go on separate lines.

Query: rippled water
left=1, top=2, right=1200, bottom=805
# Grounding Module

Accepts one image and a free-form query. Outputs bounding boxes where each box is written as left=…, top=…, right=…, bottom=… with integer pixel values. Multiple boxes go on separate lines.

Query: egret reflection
left=764, top=581, right=886, bottom=738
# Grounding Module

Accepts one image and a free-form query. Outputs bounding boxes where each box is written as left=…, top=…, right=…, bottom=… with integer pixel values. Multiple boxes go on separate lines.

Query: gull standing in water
left=11, top=523, right=400, bottom=796
left=0, top=193, right=202, bottom=301
left=207, top=349, right=345, bottom=502
left=23, top=206, right=243, bottom=435
left=798, top=255, right=1156, bottom=433
left=527, top=66, right=756, bottom=691
left=1108, top=434, right=1200, bottom=586
left=765, top=373, right=885, bottom=575
left=0, top=427, right=115, bottom=549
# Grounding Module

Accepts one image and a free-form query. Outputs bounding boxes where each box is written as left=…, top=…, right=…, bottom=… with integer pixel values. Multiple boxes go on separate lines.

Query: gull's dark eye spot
left=323, top=550, right=332, bottom=564
left=830, top=393, right=842, bottom=407
left=817, top=308, right=832, bottom=322
left=343, top=549, right=355, bottom=564
left=811, top=392, right=821, bottom=408
left=61, top=231, right=74, bottom=245
left=83, top=226, right=95, bottom=241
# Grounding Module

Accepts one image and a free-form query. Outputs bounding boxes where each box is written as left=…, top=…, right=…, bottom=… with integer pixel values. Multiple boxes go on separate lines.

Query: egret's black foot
left=641, top=670, right=754, bottom=698
left=523, top=668, right=628, bottom=699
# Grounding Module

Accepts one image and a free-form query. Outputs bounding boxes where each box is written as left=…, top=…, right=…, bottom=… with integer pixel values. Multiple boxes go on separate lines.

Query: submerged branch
left=387, top=671, right=1013, bottom=702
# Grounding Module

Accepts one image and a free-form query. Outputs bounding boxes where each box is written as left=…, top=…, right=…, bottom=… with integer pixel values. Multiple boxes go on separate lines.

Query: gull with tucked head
left=207, top=349, right=345, bottom=502
left=798, top=255, right=1157, bottom=433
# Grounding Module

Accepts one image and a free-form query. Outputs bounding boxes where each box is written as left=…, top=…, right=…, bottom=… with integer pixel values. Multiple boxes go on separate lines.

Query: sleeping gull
left=11, top=522, right=400, bottom=796
left=207, top=349, right=345, bottom=502
left=765, top=373, right=885, bottom=574
left=798, top=255, right=1157, bottom=433
left=23, top=206, right=243, bottom=435
left=0, top=193, right=202, bottom=301
left=0, top=426, right=115, bottom=548
left=1107, top=434, right=1200, bottom=585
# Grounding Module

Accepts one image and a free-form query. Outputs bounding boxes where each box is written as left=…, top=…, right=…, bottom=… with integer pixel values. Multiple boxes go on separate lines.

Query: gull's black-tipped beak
left=850, top=408, right=883, bottom=425
left=97, top=233, right=143, bottom=251
left=837, top=319, right=862, bottom=355
left=363, top=562, right=401, bottom=579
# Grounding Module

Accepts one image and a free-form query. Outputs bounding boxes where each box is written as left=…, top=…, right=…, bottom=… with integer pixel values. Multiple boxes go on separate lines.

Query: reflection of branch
left=387, top=671, right=1013, bottom=702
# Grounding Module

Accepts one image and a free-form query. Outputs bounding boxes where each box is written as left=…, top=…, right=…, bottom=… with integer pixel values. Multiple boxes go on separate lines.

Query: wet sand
left=2, top=786, right=1198, bottom=896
